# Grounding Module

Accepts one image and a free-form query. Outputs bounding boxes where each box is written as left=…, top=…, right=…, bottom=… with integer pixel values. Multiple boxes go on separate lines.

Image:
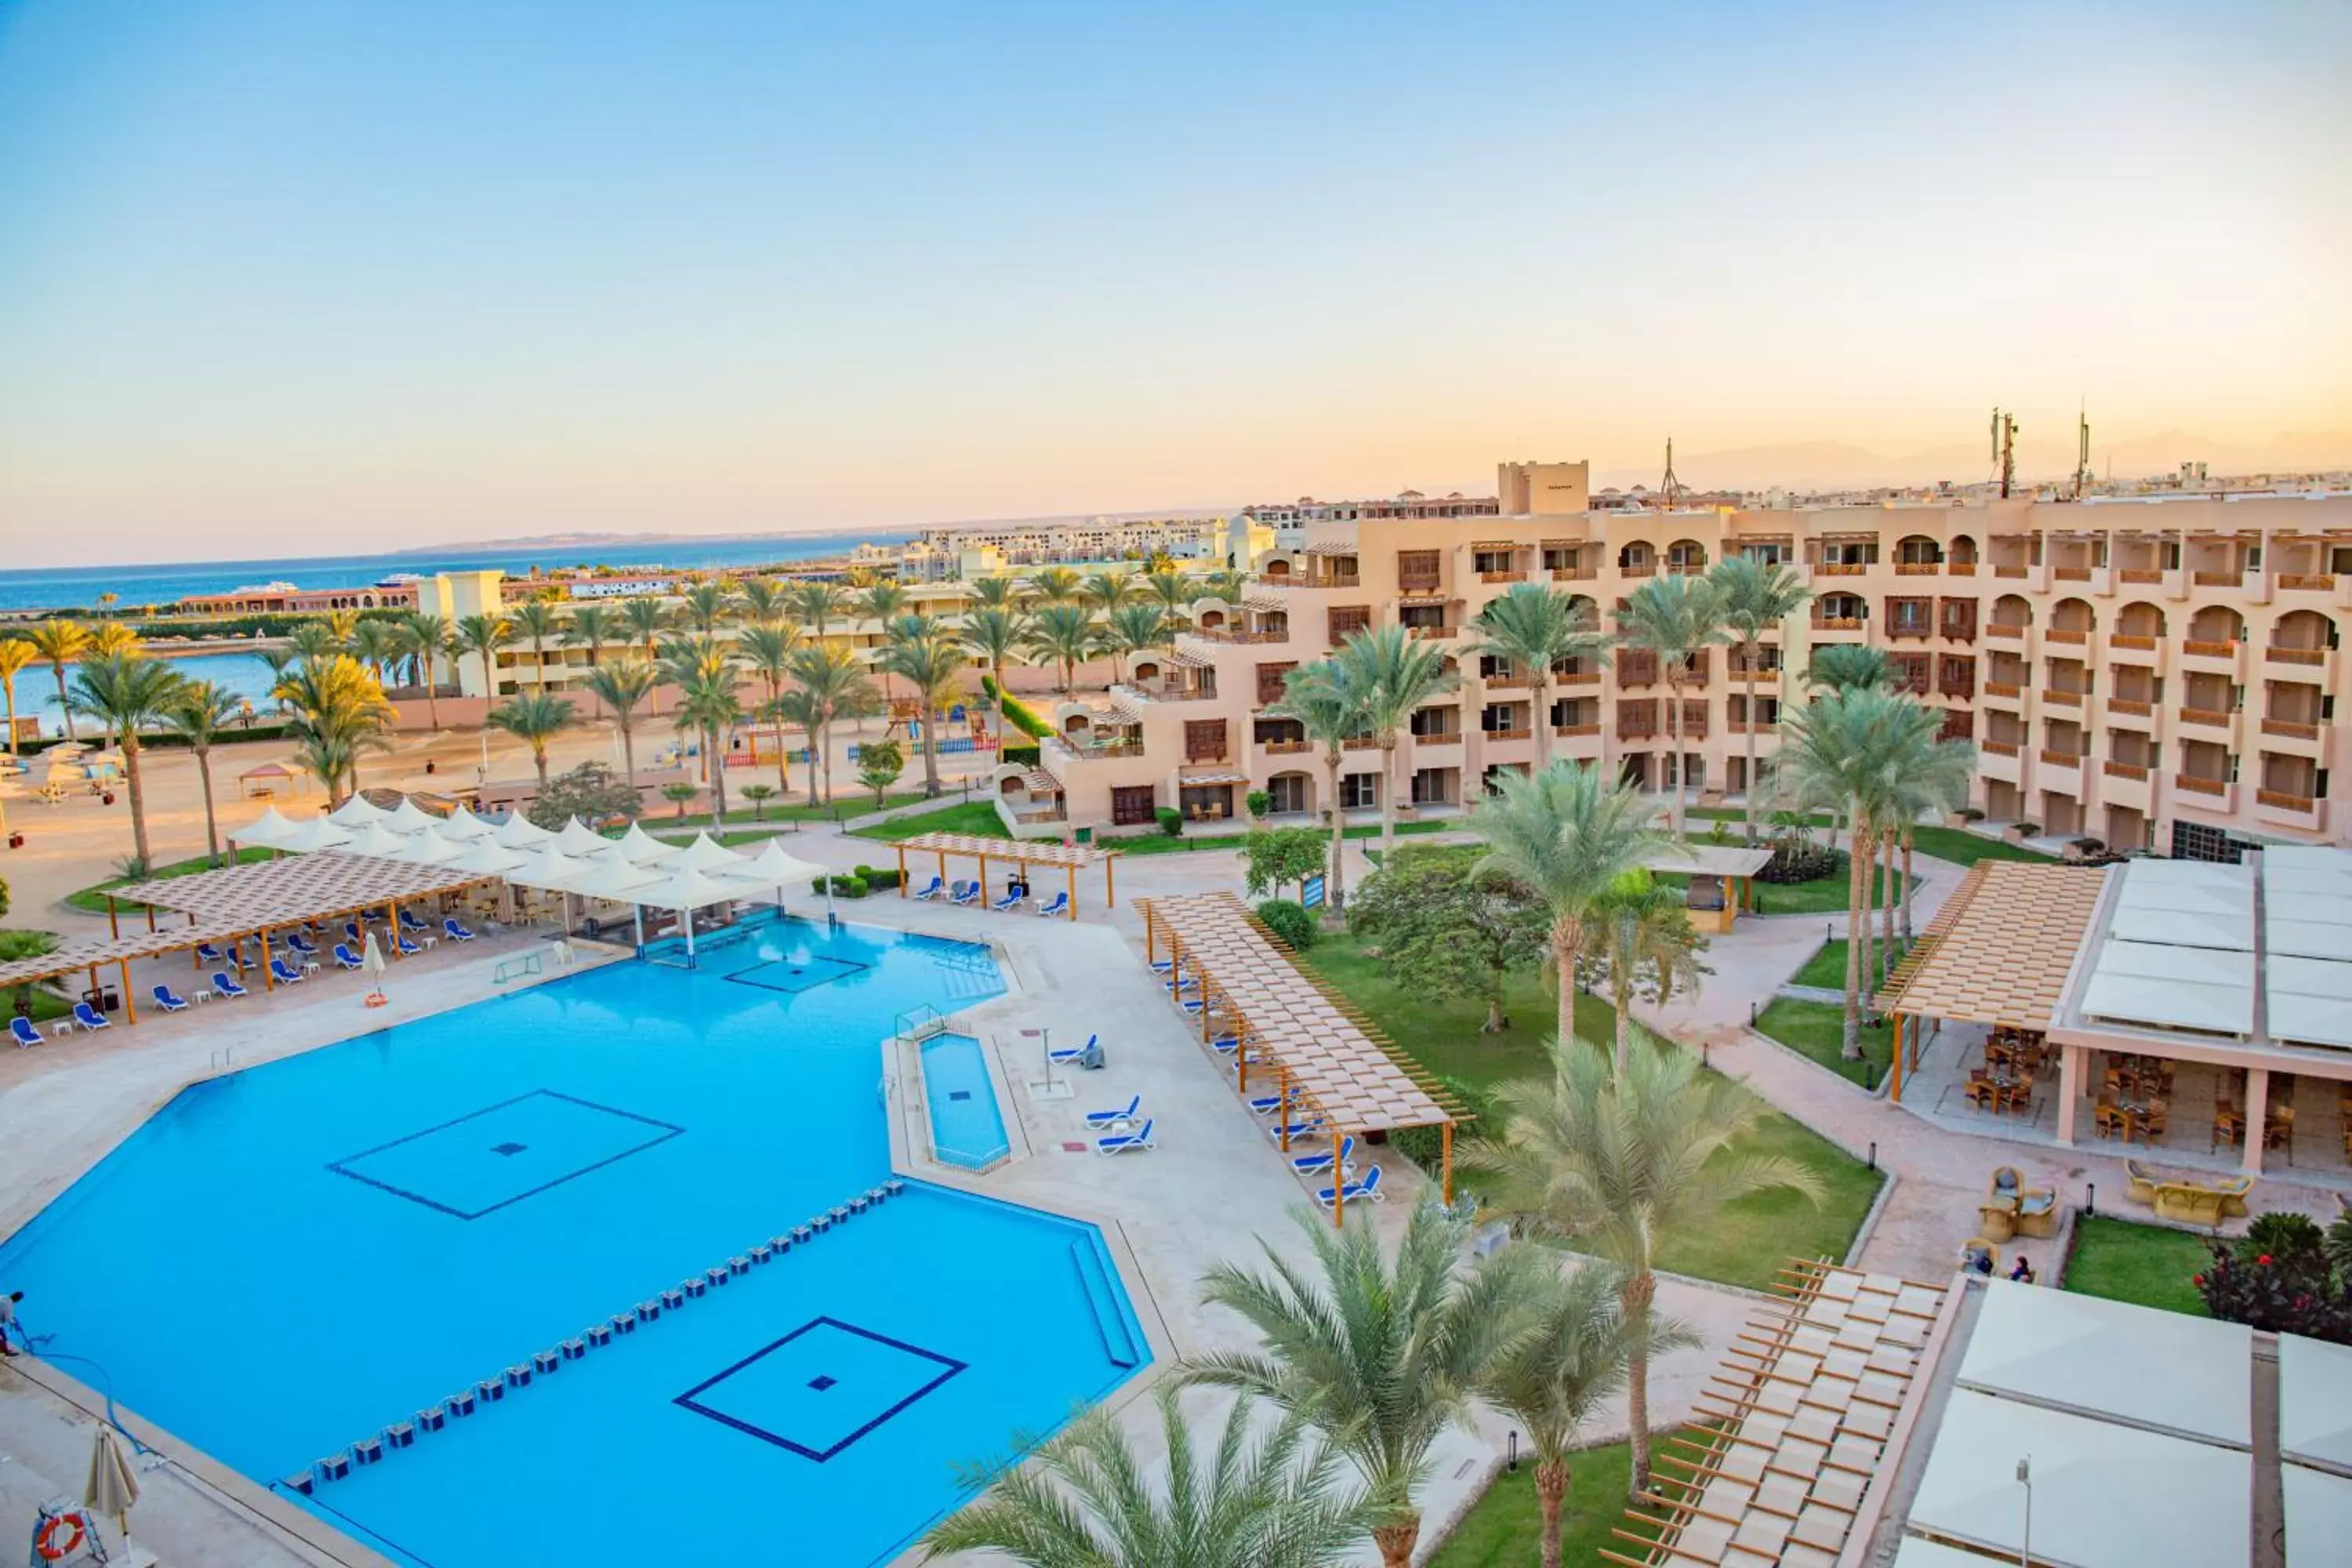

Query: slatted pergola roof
left=113, top=851, right=489, bottom=925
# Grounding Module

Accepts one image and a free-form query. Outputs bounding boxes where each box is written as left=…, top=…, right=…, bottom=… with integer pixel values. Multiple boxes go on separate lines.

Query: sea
left=0, top=529, right=910, bottom=738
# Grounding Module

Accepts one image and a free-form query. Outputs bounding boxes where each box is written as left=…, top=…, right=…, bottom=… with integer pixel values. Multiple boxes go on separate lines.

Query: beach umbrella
left=45, top=740, right=89, bottom=759
left=230, top=805, right=302, bottom=850
left=328, top=793, right=392, bottom=829
left=362, top=930, right=388, bottom=1001
left=492, top=813, right=555, bottom=851
left=433, top=803, right=497, bottom=842
left=554, top=817, right=615, bottom=857
left=84, top=1424, right=139, bottom=1544
left=612, top=821, right=679, bottom=866
left=383, top=797, right=441, bottom=835
left=275, top=815, right=355, bottom=855
left=670, top=832, right=747, bottom=874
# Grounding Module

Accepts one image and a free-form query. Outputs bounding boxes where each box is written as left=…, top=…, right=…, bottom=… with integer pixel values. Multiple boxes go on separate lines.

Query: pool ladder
left=274, top=1178, right=911, bottom=1497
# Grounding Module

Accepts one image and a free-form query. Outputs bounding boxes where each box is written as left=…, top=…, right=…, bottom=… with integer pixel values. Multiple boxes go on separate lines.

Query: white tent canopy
left=670, top=832, right=746, bottom=873
left=633, top=862, right=747, bottom=912
left=432, top=803, right=498, bottom=842
left=383, top=830, right=464, bottom=867
left=277, top=815, right=356, bottom=854
left=448, top=840, right=528, bottom=878
left=720, top=841, right=829, bottom=890
left=327, top=793, right=393, bottom=829
left=612, top=822, right=681, bottom=866
left=554, top=818, right=613, bottom=857
left=337, top=822, right=418, bottom=860
left=1956, top=1279, right=2252, bottom=1445
left=504, top=848, right=598, bottom=895
left=492, top=813, right=556, bottom=851
left=230, top=806, right=302, bottom=849
left=2279, top=1334, right=2352, bottom=1472
left=383, top=797, right=442, bottom=836
left=566, top=856, right=666, bottom=902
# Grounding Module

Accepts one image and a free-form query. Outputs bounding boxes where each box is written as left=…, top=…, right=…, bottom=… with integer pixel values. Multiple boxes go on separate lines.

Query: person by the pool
left=0, top=1290, right=21, bottom=1356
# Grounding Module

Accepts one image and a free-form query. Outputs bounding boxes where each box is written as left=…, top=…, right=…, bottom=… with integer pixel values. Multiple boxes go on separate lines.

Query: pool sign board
left=1301, top=874, right=1325, bottom=909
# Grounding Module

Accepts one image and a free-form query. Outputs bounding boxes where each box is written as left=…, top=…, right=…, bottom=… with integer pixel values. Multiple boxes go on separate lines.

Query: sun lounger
left=949, top=881, right=981, bottom=906
left=332, top=946, right=365, bottom=973
left=1033, top=891, right=1069, bottom=918
left=1149, top=959, right=1173, bottom=974
left=1315, top=1165, right=1383, bottom=1210
left=1247, top=1091, right=1299, bottom=1116
left=1267, top=1118, right=1324, bottom=1144
left=151, top=985, right=191, bottom=1013
left=212, top=971, right=249, bottom=999
left=9, top=1015, right=42, bottom=1048
left=911, top=876, right=946, bottom=902
left=396, top=935, right=422, bottom=956
left=285, top=933, right=318, bottom=956
left=399, top=910, right=430, bottom=931
left=443, top=918, right=477, bottom=942
left=196, top=942, right=229, bottom=964
left=1095, top=1118, right=1155, bottom=1156
left=71, top=1001, right=111, bottom=1031
left=270, top=958, right=308, bottom=985
left=1293, top=1135, right=1355, bottom=1176
left=1209, top=1033, right=1239, bottom=1055
left=345, top=922, right=364, bottom=944
left=1048, top=1033, right=1101, bottom=1066
left=1085, top=1094, right=1142, bottom=1128
left=989, top=890, right=1025, bottom=913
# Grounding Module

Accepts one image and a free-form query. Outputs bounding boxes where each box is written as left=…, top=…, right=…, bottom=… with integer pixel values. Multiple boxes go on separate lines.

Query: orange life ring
left=35, top=1511, right=86, bottom=1561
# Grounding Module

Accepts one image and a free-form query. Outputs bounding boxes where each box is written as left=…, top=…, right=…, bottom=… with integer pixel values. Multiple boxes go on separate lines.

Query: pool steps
left=280, top=1178, right=908, bottom=1496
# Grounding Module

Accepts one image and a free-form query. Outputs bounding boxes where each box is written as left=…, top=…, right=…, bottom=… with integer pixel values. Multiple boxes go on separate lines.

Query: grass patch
left=707, top=790, right=931, bottom=826
left=848, top=801, right=1011, bottom=842
left=64, top=846, right=276, bottom=914
left=1754, top=996, right=1893, bottom=1087
left=1711, top=862, right=1904, bottom=916
left=1300, top=935, right=1881, bottom=1290
left=1787, top=940, right=1907, bottom=994
left=1431, top=1436, right=1668, bottom=1567
left=2063, top=1216, right=2213, bottom=1316
left=1686, top=808, right=2056, bottom=871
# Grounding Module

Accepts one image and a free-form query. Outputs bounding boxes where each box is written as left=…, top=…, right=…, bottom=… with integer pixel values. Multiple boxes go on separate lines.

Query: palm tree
left=165, top=681, right=245, bottom=866
left=1026, top=566, right=1083, bottom=606
left=1330, top=624, right=1457, bottom=858
left=1181, top=1201, right=1544, bottom=1568
left=510, top=601, right=564, bottom=693
left=321, top=608, right=361, bottom=646
left=1470, top=761, right=1667, bottom=1051
left=1882, top=718, right=1976, bottom=948
left=1478, top=1264, right=1687, bottom=1568
left=1100, top=602, right=1167, bottom=684
left=964, top=575, right=1022, bottom=612
left=854, top=581, right=909, bottom=631
left=348, top=618, right=405, bottom=687
left=1022, top=604, right=1098, bottom=693
left=620, top=594, right=671, bottom=659
left=784, top=644, right=874, bottom=808
left=1202, top=567, right=1250, bottom=604
left=876, top=614, right=968, bottom=797
left=962, top=606, right=1030, bottom=745
left=783, top=580, right=848, bottom=643
left=397, top=612, right=452, bottom=730
left=453, top=612, right=514, bottom=701
left=488, top=693, right=579, bottom=792
left=1775, top=688, right=1910, bottom=1060
left=1079, top=568, right=1134, bottom=615
left=274, top=654, right=396, bottom=804
left=67, top=655, right=186, bottom=870
left=660, top=634, right=742, bottom=827
left=1583, top=872, right=1708, bottom=1076
left=736, top=623, right=803, bottom=800
left=24, top=620, right=90, bottom=741
left=284, top=621, right=344, bottom=666
left=735, top=577, right=789, bottom=627
left=1618, top=574, right=1730, bottom=839
left=583, top=658, right=659, bottom=792
left=1804, top=642, right=1892, bottom=693
left=1140, top=568, right=1195, bottom=617
left=0, top=637, right=35, bottom=752
left=1470, top=583, right=1612, bottom=773
left=678, top=582, right=733, bottom=634
left=1269, top=661, right=1364, bottom=925
left=564, top=604, right=621, bottom=670
left=1463, top=1038, right=1824, bottom=1497
left=89, top=621, right=142, bottom=661
left=1708, top=556, right=1813, bottom=840
left=924, top=1383, right=1377, bottom=1568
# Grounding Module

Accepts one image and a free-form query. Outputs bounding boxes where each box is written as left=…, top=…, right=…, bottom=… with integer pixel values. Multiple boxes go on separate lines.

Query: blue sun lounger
left=949, top=880, right=980, bottom=906
left=195, top=942, right=230, bottom=964
left=212, top=971, right=249, bottom=999
left=399, top=909, right=430, bottom=932
left=1084, top=1094, right=1141, bottom=1128
left=1316, top=1164, right=1384, bottom=1210
left=1266, top=1118, right=1324, bottom=1144
left=285, top=932, right=318, bottom=956
left=1095, top=1118, right=1155, bottom=1156
left=989, top=888, right=1025, bottom=913
left=270, top=958, right=308, bottom=986
left=444, top=918, right=477, bottom=942
left=1248, top=1090, right=1301, bottom=1116
left=911, top=876, right=946, bottom=902
left=1292, top=1135, right=1355, bottom=1177
left=71, top=1001, right=111, bottom=1031
left=396, top=934, right=423, bottom=956
left=332, top=946, right=365, bottom=972
left=1033, top=891, right=1069, bottom=918
left=10, top=1015, right=42, bottom=1048
left=1048, top=1033, right=1101, bottom=1067
left=151, top=985, right=191, bottom=1013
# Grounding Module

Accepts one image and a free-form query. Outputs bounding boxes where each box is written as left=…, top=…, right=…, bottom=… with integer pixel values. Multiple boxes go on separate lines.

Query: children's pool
left=0, top=918, right=1147, bottom=1567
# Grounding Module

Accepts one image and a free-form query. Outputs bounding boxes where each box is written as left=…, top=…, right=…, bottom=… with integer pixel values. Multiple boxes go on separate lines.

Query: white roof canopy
left=448, top=840, right=528, bottom=878
left=492, top=813, right=555, bottom=850
left=229, top=806, right=302, bottom=849
left=326, top=793, right=393, bottom=828
left=503, top=848, right=597, bottom=895
left=2280, top=1334, right=2352, bottom=1474
left=611, top=822, right=680, bottom=866
left=383, top=797, right=441, bottom=835
left=565, top=856, right=666, bottom=902
left=431, top=803, right=498, bottom=842
left=1955, top=1280, right=2252, bottom=1446
left=553, top=818, right=612, bottom=856
left=669, top=833, right=746, bottom=873
left=720, top=840, right=829, bottom=888
left=633, top=862, right=747, bottom=911
left=275, top=815, right=355, bottom=854
left=2285, top=1466, right=2352, bottom=1562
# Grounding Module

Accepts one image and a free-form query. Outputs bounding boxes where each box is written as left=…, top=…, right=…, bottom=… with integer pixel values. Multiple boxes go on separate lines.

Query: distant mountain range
left=1584, top=429, right=2352, bottom=495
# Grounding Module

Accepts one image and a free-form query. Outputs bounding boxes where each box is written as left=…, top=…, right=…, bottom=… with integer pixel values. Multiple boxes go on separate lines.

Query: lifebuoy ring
left=36, top=1511, right=87, bottom=1561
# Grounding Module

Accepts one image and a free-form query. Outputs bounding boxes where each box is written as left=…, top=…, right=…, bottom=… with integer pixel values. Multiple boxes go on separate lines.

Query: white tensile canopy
left=720, top=840, right=828, bottom=891
left=633, top=862, right=746, bottom=913
left=670, top=832, right=746, bottom=874
left=276, top=815, right=356, bottom=854
left=229, top=806, right=302, bottom=849
left=492, top=813, right=556, bottom=850
left=2285, top=1467, right=2352, bottom=1565
left=612, top=822, right=680, bottom=866
left=327, top=793, right=393, bottom=828
left=383, top=797, right=442, bottom=836
left=565, top=855, right=666, bottom=902
left=2280, top=1334, right=2352, bottom=1471
left=1957, top=1279, right=2252, bottom=1444
left=503, top=847, right=598, bottom=895
left=338, top=822, right=419, bottom=860
left=433, top=803, right=498, bottom=842
left=554, top=817, right=613, bottom=857
left=383, top=829, right=464, bottom=867
left=449, top=840, right=528, bottom=878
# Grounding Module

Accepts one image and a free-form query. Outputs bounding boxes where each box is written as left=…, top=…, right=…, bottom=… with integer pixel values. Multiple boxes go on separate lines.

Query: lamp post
left=2016, top=1455, right=2032, bottom=1566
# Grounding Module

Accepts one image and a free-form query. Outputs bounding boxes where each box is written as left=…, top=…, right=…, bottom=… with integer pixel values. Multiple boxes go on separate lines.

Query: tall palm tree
left=165, top=681, right=245, bottom=866
left=564, top=604, right=621, bottom=669
left=1079, top=568, right=1134, bottom=615
left=348, top=618, right=405, bottom=687
left=1882, top=717, right=1975, bottom=947
left=736, top=623, right=803, bottom=800
left=1804, top=642, right=1892, bottom=692
left=89, top=621, right=142, bottom=661
left=488, top=693, right=579, bottom=792
left=1708, top=555, right=1813, bottom=840
left=1022, top=604, right=1098, bottom=694
left=783, top=580, right=848, bottom=643
left=24, top=620, right=90, bottom=741
left=1330, top=624, right=1457, bottom=858
left=67, top=654, right=186, bottom=869
left=1583, top=872, right=1708, bottom=1076
left=1025, top=566, right=1083, bottom=607
left=321, top=608, right=361, bottom=646
left=677, top=582, right=733, bottom=634
left=1478, top=1265, right=1689, bottom=1568
left=397, top=612, right=452, bottom=730
left=284, top=620, right=344, bottom=667
left=924, top=1383, right=1377, bottom=1568
left=783, top=644, right=875, bottom=809
left=876, top=614, right=968, bottom=797
left=962, top=606, right=1030, bottom=745
left=1471, top=760, right=1667, bottom=1051
left=1618, top=574, right=1730, bottom=838
left=1181, top=1202, right=1544, bottom=1568
left=453, top=612, right=514, bottom=701
left=854, top=581, right=909, bottom=631
left=1140, top=568, right=1194, bottom=617
left=735, top=577, right=789, bottom=628
left=1269, top=661, right=1365, bottom=924
left=1463, top=1038, right=1824, bottom=1496
left=583, top=659, right=659, bottom=793
left=660, top=634, right=742, bottom=827
left=1470, top=582, right=1612, bottom=773
left=510, top=601, right=564, bottom=693
left=620, top=594, right=671, bottom=659
left=1202, top=567, right=1250, bottom=604
left=1100, top=602, right=1167, bottom=684
left=0, top=637, right=35, bottom=752
left=274, top=654, right=395, bottom=804
left=964, top=575, right=1022, bottom=613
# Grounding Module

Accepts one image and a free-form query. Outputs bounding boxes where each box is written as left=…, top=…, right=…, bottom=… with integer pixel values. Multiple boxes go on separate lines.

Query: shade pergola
left=1136, top=891, right=1463, bottom=1224
left=237, top=760, right=295, bottom=798
left=0, top=923, right=245, bottom=1025
left=891, top=831, right=1119, bottom=920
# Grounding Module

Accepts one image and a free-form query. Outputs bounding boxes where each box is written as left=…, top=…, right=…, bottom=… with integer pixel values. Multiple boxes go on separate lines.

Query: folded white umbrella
left=362, top=930, right=389, bottom=993
left=276, top=815, right=355, bottom=854
left=554, top=817, right=613, bottom=856
left=84, top=1423, right=138, bottom=1541
left=230, top=805, right=302, bottom=849
left=492, top=813, right=556, bottom=850
left=328, top=793, right=393, bottom=828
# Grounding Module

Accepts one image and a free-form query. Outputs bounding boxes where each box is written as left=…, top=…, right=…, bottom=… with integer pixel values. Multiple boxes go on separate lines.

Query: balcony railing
left=1811, top=615, right=1864, bottom=631
left=1987, top=622, right=2027, bottom=640
left=1405, top=624, right=1458, bottom=640
left=2053, top=567, right=2093, bottom=582
left=1398, top=576, right=1443, bottom=594
left=1894, top=562, right=1941, bottom=575
left=2263, top=717, right=2322, bottom=740
left=1620, top=562, right=1657, bottom=579
left=2045, top=627, right=2089, bottom=644
left=2109, top=698, right=2154, bottom=717
left=2193, top=570, right=2241, bottom=586
left=2176, top=773, right=2227, bottom=797
left=2045, top=688, right=2085, bottom=708
left=1994, top=565, right=2029, bottom=579
left=1482, top=726, right=1533, bottom=742
left=2110, top=633, right=2158, bottom=651
left=1479, top=569, right=1527, bottom=584
left=1083, top=741, right=1146, bottom=758
left=1261, top=739, right=1314, bottom=754
left=2039, top=748, right=2085, bottom=768
left=1947, top=561, right=1978, bottom=576
left=2119, top=568, right=2166, bottom=583
left=2267, top=644, right=2326, bottom=666
left=1982, top=739, right=2021, bottom=757
left=2281, top=573, right=2338, bottom=591
left=2259, top=789, right=2318, bottom=813
left=2103, top=760, right=2150, bottom=781
left=1189, top=627, right=1288, bottom=644
left=1549, top=566, right=1597, bottom=582
left=1557, top=669, right=1602, bottom=685
left=2183, top=639, right=2238, bottom=659
left=1554, top=723, right=1601, bottom=738
left=1483, top=671, right=1534, bottom=688
left=1315, top=572, right=1362, bottom=588
left=2178, top=707, right=2233, bottom=728
left=1984, top=680, right=2023, bottom=699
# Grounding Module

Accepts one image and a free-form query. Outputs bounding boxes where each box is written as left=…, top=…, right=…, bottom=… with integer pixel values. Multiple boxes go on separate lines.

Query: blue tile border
left=325, top=1090, right=685, bottom=1219
left=673, top=1316, right=966, bottom=1462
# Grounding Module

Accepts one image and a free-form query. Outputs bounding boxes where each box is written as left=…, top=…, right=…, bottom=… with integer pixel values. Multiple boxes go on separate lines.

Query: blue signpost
left=1301, top=874, right=1325, bottom=910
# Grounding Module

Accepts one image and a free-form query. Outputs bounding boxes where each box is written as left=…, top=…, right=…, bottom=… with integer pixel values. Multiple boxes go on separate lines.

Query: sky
left=2, top=1, right=2347, bottom=565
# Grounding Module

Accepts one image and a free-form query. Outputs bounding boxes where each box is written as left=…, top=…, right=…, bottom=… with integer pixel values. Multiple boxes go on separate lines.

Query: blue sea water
left=0, top=920, right=1145, bottom=1568
left=0, top=530, right=911, bottom=614
left=16, top=649, right=278, bottom=739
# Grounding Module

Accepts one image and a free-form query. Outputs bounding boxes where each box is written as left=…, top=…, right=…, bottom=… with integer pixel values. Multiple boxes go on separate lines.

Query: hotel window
left=1340, top=772, right=1380, bottom=810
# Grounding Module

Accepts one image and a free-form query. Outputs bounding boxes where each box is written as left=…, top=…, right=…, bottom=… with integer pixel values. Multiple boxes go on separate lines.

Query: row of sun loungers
left=909, top=877, right=1070, bottom=916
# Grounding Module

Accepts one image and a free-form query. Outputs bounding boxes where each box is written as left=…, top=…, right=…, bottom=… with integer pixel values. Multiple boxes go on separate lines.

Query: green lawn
left=2064, top=1217, right=2214, bottom=1316
left=64, top=845, right=276, bottom=914
left=1300, top=935, right=1882, bottom=1290
left=1431, top=1437, right=1669, bottom=1567
left=1754, top=996, right=1894, bottom=1087
left=1788, top=940, right=1907, bottom=994
left=1659, top=862, right=1903, bottom=916
left=697, top=789, right=932, bottom=826
left=848, top=801, right=1011, bottom=842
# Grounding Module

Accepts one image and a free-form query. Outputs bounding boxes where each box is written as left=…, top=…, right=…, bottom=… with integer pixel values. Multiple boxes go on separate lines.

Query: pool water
left=920, top=1033, right=1011, bottom=1170
left=0, top=919, right=1147, bottom=1568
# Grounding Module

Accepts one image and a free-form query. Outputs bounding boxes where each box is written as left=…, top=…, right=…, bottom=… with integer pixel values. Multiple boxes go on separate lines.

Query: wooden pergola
left=0, top=924, right=245, bottom=1026
left=891, top=831, right=1119, bottom=921
left=1137, top=891, right=1467, bottom=1225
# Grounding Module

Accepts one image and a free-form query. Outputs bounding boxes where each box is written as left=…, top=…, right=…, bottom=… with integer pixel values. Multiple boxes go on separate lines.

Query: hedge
left=980, top=676, right=1055, bottom=740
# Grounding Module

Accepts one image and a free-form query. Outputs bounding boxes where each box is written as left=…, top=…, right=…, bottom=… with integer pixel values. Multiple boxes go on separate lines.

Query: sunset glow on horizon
left=2, top=1, right=2347, bottom=566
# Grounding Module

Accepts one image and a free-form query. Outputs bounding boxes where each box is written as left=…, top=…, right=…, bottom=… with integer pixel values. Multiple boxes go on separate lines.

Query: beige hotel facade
left=1003, top=459, right=2352, bottom=860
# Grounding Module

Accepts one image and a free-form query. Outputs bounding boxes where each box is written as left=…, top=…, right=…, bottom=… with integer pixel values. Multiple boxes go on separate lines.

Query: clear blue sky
left=2, top=1, right=2346, bottom=563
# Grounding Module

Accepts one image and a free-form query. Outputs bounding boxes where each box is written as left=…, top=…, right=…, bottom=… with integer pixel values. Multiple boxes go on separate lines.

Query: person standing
left=0, top=1290, right=21, bottom=1356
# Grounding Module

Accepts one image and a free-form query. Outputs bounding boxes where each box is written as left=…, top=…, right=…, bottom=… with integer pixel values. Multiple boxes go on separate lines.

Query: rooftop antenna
left=1661, top=437, right=1683, bottom=510
left=1991, top=408, right=2019, bottom=499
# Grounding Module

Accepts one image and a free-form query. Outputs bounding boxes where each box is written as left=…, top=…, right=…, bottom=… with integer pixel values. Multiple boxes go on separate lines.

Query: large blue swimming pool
left=0, top=918, right=1147, bottom=1567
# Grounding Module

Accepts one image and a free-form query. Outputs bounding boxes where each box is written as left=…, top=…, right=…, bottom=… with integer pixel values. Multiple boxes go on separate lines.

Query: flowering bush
left=2193, top=1212, right=2352, bottom=1344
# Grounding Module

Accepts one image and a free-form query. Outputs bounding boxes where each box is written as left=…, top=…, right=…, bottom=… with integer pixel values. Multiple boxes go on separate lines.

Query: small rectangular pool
left=920, top=1033, right=1009, bottom=1170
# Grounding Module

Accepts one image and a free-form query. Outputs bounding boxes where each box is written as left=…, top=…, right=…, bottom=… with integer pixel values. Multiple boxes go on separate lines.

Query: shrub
left=810, top=874, right=871, bottom=898
left=852, top=864, right=902, bottom=891
left=1759, top=840, right=1841, bottom=885
left=1254, top=898, right=1316, bottom=952
left=1155, top=806, right=1183, bottom=837
left=2012, top=821, right=2042, bottom=837
left=1245, top=789, right=1271, bottom=820
left=2193, top=1209, right=2352, bottom=1345
left=980, top=677, right=1054, bottom=739
left=1958, top=806, right=1986, bottom=821
left=1002, top=743, right=1041, bottom=767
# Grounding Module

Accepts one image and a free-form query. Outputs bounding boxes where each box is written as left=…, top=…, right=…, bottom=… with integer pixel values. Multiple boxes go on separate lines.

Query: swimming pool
left=0, top=918, right=1149, bottom=1567
left=919, top=1033, right=1011, bottom=1171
